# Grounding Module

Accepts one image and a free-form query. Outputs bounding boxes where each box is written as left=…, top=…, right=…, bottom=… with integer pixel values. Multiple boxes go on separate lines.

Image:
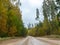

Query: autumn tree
left=0, top=0, right=27, bottom=37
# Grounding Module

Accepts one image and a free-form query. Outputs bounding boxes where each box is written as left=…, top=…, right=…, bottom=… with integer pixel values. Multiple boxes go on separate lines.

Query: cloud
left=20, top=0, right=44, bottom=27
left=20, top=0, right=26, bottom=3
left=28, top=0, right=43, bottom=7
left=21, top=8, right=30, bottom=15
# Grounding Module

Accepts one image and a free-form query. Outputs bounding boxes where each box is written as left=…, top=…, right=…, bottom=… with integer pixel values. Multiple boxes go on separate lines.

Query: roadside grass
left=0, top=37, right=18, bottom=41
left=43, top=35, right=60, bottom=40
left=0, top=37, right=24, bottom=42
left=0, top=37, right=13, bottom=41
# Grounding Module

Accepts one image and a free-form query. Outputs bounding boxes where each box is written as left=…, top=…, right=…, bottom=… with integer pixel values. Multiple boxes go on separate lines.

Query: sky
left=20, top=0, right=44, bottom=27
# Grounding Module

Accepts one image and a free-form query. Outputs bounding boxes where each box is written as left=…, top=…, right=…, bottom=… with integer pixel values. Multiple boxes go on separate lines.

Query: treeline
left=28, top=0, right=60, bottom=36
left=0, top=0, right=27, bottom=37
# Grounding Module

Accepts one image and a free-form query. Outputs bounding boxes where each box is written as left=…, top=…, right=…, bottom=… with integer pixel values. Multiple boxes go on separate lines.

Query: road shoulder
left=36, top=37, right=60, bottom=45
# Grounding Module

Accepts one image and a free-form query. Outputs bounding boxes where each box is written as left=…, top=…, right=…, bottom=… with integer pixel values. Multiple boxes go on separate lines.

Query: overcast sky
left=20, top=0, right=44, bottom=27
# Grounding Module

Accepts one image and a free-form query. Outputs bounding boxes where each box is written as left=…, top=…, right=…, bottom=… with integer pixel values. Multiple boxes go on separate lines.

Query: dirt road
left=0, top=36, right=59, bottom=45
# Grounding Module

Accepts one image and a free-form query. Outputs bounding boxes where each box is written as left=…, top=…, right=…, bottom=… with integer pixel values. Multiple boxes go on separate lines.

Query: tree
left=0, top=0, right=27, bottom=37
left=43, top=0, right=59, bottom=35
left=35, top=8, right=39, bottom=20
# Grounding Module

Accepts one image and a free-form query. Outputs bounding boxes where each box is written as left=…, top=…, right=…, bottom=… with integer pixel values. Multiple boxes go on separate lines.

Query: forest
left=0, top=0, right=27, bottom=37
left=28, top=0, right=60, bottom=36
left=0, top=0, right=60, bottom=37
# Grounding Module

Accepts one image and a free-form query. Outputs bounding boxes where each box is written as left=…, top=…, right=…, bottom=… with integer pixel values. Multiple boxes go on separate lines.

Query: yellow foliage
left=9, top=26, right=17, bottom=36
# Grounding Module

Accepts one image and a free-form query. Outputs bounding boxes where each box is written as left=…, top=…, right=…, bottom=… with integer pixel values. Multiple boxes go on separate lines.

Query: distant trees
left=0, top=0, right=27, bottom=37
left=28, top=23, right=31, bottom=29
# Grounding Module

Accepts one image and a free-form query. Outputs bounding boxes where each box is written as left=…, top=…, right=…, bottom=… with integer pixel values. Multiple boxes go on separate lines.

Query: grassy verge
left=0, top=37, right=19, bottom=41
left=0, top=37, right=24, bottom=41
left=43, top=35, right=60, bottom=40
left=0, top=37, right=12, bottom=41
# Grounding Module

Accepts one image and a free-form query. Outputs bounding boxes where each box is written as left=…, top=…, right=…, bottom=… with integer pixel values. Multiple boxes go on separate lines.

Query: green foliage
left=28, top=0, right=60, bottom=36
left=0, top=0, right=27, bottom=37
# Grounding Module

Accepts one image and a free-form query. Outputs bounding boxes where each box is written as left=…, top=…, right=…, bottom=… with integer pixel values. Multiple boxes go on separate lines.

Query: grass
left=0, top=36, right=24, bottom=41
left=43, top=35, right=60, bottom=40
left=0, top=37, right=12, bottom=41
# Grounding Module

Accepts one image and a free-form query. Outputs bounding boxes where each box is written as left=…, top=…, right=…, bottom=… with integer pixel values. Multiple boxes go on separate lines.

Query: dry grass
left=43, top=35, right=60, bottom=40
